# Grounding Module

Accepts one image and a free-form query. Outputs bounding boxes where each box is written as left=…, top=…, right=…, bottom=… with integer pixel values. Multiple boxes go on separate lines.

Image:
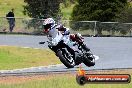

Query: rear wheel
left=83, top=52, right=95, bottom=67
left=57, top=49, right=75, bottom=68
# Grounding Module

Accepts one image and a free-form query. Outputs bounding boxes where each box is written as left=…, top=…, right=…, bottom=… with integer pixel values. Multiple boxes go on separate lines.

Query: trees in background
left=71, top=0, right=128, bottom=22
left=70, top=0, right=129, bottom=36
left=23, top=0, right=131, bottom=36
left=23, top=0, right=61, bottom=18
left=116, top=3, right=132, bottom=23
left=23, top=0, right=76, bottom=19
left=23, top=0, right=131, bottom=22
left=62, top=0, right=75, bottom=7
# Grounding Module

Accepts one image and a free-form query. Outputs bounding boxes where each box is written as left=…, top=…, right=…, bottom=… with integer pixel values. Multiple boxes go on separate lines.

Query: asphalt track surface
left=0, top=35, right=132, bottom=75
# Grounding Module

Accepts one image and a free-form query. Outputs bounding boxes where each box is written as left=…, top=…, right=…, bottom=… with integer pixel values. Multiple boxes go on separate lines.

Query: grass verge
left=0, top=46, right=60, bottom=70
left=0, top=69, right=131, bottom=88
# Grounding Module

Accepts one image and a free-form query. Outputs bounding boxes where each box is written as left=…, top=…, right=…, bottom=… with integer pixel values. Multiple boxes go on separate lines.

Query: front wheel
left=57, top=49, right=75, bottom=68
left=83, top=52, right=95, bottom=67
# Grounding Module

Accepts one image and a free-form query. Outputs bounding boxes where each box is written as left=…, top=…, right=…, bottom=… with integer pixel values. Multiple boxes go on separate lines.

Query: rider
left=43, top=18, right=90, bottom=51
left=43, top=18, right=70, bottom=36
left=43, top=18, right=70, bottom=45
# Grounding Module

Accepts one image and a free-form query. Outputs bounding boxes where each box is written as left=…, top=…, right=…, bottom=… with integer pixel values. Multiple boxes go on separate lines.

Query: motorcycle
left=40, top=31, right=96, bottom=68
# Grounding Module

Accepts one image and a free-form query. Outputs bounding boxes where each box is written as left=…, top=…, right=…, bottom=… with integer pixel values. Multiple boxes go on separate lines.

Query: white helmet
left=43, top=18, right=55, bottom=26
left=43, top=18, right=55, bottom=32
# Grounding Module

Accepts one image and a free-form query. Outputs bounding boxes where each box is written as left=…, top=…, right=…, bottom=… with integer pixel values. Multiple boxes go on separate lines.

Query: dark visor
left=44, top=24, right=51, bottom=30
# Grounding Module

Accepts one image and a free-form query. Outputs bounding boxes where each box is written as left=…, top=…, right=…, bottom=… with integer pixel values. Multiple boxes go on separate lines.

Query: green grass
left=0, top=46, right=60, bottom=70
left=0, top=0, right=28, bottom=17
left=0, top=74, right=131, bottom=88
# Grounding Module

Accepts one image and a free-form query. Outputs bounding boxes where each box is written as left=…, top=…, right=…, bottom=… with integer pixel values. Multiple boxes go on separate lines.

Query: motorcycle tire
left=83, top=53, right=95, bottom=67
left=57, top=50, right=75, bottom=68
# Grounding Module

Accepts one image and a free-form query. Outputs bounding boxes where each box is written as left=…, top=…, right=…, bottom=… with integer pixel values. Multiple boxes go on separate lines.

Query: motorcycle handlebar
left=39, top=42, right=45, bottom=44
left=39, top=41, right=52, bottom=45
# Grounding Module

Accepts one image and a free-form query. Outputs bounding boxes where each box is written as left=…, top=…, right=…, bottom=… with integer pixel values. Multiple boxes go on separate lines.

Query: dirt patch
left=0, top=69, right=132, bottom=85
left=0, top=75, right=49, bottom=85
